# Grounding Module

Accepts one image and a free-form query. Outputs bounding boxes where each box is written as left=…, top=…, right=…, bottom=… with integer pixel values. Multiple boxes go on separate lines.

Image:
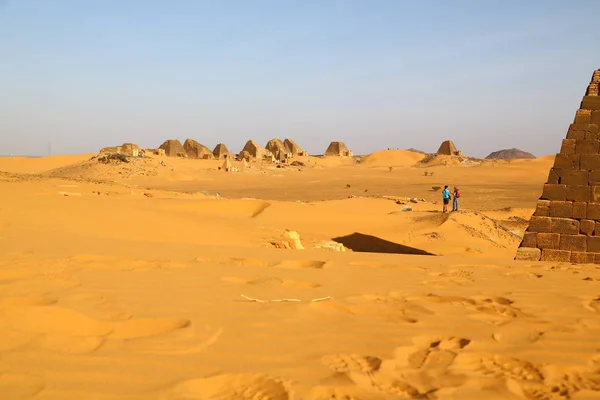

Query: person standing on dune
left=442, top=185, right=451, bottom=213
left=452, top=186, right=461, bottom=212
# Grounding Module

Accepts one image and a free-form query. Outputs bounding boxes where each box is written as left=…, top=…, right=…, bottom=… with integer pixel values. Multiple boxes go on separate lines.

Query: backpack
left=455, top=189, right=461, bottom=198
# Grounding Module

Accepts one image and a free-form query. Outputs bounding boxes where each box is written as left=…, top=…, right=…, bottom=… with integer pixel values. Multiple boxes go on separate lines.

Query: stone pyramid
left=516, top=68, right=600, bottom=263
left=436, top=140, right=460, bottom=156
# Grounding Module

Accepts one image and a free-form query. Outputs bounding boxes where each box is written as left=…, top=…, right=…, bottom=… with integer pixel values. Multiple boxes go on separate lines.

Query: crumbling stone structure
left=436, top=140, right=462, bottom=156
left=183, top=139, right=213, bottom=159
left=265, top=138, right=291, bottom=162
left=159, top=139, right=187, bottom=158
left=240, top=140, right=272, bottom=160
left=284, top=138, right=307, bottom=156
left=516, top=69, right=600, bottom=263
left=213, top=143, right=230, bottom=159
left=325, top=141, right=353, bottom=157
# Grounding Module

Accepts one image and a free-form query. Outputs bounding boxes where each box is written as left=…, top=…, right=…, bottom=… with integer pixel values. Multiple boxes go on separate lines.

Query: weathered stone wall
left=516, top=69, right=600, bottom=263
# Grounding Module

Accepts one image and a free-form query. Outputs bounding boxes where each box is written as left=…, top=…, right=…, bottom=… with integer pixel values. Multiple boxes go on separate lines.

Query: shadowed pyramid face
left=516, top=68, right=600, bottom=263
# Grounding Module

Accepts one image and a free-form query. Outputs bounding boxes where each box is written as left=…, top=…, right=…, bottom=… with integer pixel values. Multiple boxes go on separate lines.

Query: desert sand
left=1, top=150, right=599, bottom=400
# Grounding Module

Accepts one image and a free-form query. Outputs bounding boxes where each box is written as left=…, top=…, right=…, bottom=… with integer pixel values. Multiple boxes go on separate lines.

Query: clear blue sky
left=1, top=0, right=599, bottom=157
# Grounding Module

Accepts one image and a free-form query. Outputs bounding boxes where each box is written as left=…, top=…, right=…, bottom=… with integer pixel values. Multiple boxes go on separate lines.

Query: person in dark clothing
left=452, top=186, right=461, bottom=211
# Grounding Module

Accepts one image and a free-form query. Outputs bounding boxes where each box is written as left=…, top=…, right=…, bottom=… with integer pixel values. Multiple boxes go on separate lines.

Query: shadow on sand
left=332, top=232, right=436, bottom=255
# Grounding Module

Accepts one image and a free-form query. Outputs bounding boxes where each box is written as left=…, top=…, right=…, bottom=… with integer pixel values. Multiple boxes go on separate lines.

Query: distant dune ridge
left=485, top=148, right=535, bottom=159
left=360, top=149, right=425, bottom=167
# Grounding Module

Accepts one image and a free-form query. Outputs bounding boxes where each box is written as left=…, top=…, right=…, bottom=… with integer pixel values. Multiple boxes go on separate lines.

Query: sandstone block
left=566, top=124, right=586, bottom=140
left=591, top=186, right=600, bottom=202
left=575, top=139, right=600, bottom=154
left=574, top=109, right=592, bottom=124
left=535, top=200, right=550, bottom=216
left=596, top=222, right=600, bottom=236
left=537, top=233, right=560, bottom=249
left=551, top=218, right=579, bottom=235
left=562, top=170, right=589, bottom=185
left=541, top=249, right=571, bottom=262
left=521, top=232, right=537, bottom=248
left=571, top=252, right=595, bottom=264
left=573, top=201, right=587, bottom=218
left=515, top=247, right=541, bottom=261
left=554, top=154, right=581, bottom=170
left=592, top=111, right=600, bottom=125
left=549, top=201, right=572, bottom=218
left=590, top=170, right=600, bottom=185
left=567, top=186, right=590, bottom=202
left=586, top=132, right=599, bottom=141
left=588, top=236, right=600, bottom=252
left=580, top=154, right=600, bottom=170
left=541, top=184, right=566, bottom=201
left=560, top=139, right=576, bottom=154
left=581, top=96, right=600, bottom=110
left=587, top=82, right=599, bottom=96
left=527, top=216, right=552, bottom=233
left=567, top=124, right=600, bottom=138
left=595, top=253, right=600, bottom=264
left=580, top=219, right=595, bottom=235
left=547, top=169, right=560, bottom=184
left=587, top=203, right=600, bottom=220
left=559, top=234, right=587, bottom=252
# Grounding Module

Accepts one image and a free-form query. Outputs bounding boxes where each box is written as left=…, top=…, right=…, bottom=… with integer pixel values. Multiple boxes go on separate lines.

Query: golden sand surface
left=1, top=150, right=599, bottom=400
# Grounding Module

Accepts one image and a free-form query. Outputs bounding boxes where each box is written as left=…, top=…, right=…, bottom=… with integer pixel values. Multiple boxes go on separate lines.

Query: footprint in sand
left=491, top=323, right=545, bottom=346
left=319, top=354, right=425, bottom=399
left=391, top=335, right=471, bottom=370
left=451, top=353, right=543, bottom=382
left=321, top=354, right=383, bottom=374
left=434, top=269, right=474, bottom=279
left=452, top=353, right=600, bottom=399
left=166, top=373, right=291, bottom=400
left=421, top=293, right=524, bottom=321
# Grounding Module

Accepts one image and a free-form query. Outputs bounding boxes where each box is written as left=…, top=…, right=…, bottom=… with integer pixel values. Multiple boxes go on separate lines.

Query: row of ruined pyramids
left=516, top=68, right=600, bottom=264
left=157, top=138, right=351, bottom=160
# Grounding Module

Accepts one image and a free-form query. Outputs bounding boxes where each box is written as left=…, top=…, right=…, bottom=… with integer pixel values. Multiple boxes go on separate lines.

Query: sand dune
left=1, top=151, right=599, bottom=399
left=359, top=149, right=425, bottom=167
left=0, top=154, right=95, bottom=174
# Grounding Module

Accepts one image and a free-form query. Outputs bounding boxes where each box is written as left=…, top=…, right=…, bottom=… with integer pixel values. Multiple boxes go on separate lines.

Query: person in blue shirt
left=442, top=185, right=451, bottom=213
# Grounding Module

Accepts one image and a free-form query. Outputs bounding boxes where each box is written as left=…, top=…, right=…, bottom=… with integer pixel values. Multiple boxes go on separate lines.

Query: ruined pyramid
left=516, top=68, right=600, bottom=263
